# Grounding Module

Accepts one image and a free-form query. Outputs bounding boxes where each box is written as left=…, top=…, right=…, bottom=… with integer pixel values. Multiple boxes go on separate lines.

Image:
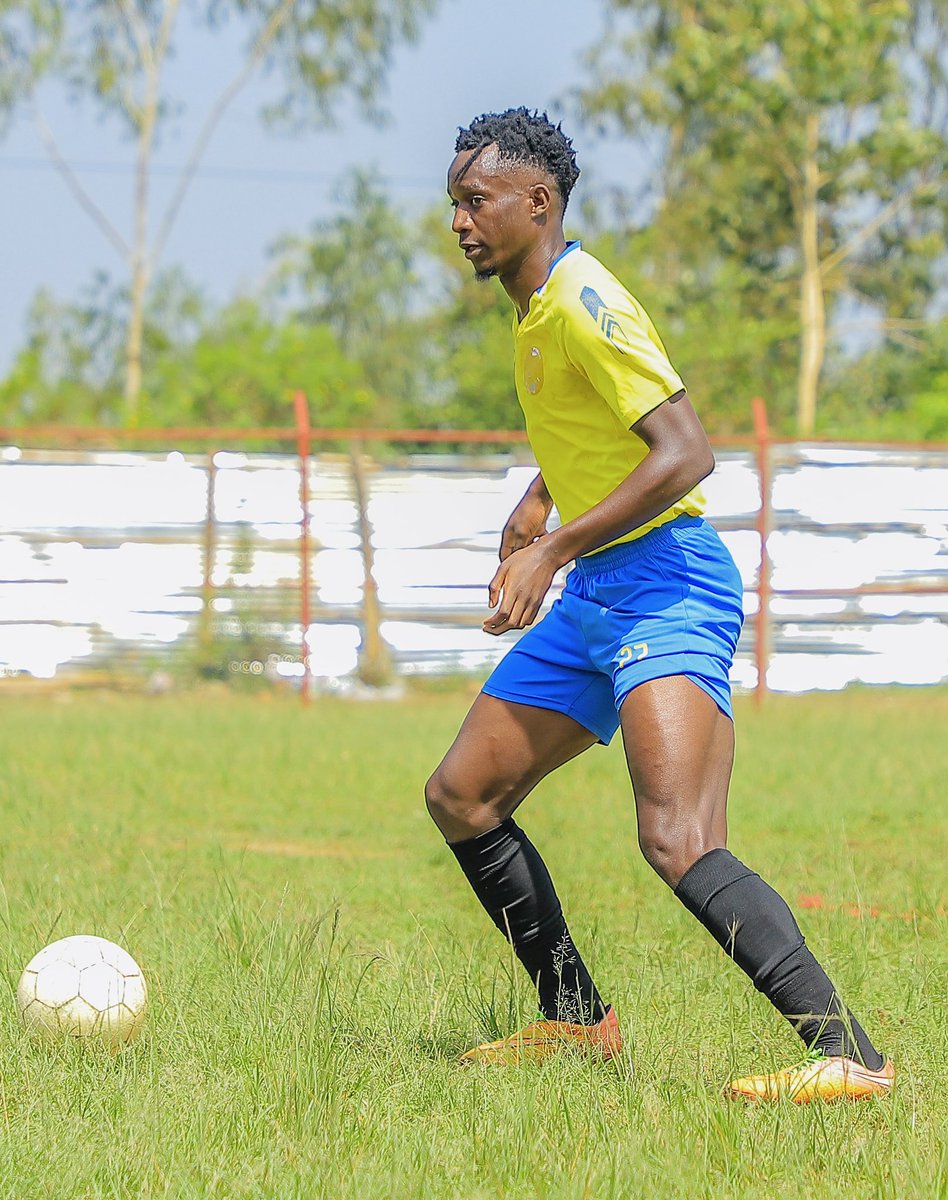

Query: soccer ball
left=16, top=935, right=148, bottom=1051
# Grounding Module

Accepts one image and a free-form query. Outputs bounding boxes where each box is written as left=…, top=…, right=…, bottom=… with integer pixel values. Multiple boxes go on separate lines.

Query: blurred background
left=0, top=0, right=945, bottom=696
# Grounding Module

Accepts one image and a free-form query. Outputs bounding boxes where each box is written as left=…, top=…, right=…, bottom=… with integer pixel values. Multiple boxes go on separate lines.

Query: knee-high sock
left=675, top=848, right=884, bottom=1069
left=449, top=818, right=607, bottom=1025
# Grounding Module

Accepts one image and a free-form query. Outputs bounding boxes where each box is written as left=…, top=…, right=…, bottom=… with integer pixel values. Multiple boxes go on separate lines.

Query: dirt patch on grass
left=142, top=833, right=392, bottom=860
left=239, top=837, right=391, bottom=860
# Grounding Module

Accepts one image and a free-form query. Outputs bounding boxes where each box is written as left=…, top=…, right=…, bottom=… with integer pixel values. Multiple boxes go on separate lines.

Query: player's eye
left=471, top=195, right=485, bottom=208
left=449, top=198, right=459, bottom=209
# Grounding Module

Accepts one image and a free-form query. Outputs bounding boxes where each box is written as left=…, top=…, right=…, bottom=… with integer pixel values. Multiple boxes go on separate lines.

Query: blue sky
left=0, top=0, right=640, bottom=372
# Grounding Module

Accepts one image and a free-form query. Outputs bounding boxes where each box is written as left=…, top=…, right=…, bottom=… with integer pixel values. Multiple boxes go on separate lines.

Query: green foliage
left=577, top=0, right=947, bottom=434
left=271, top=168, right=426, bottom=425
left=585, top=227, right=801, bottom=436
left=818, top=316, right=948, bottom=440
left=0, top=0, right=440, bottom=419
left=143, top=299, right=373, bottom=428
left=0, top=273, right=126, bottom=424
left=2, top=0, right=945, bottom=441
left=405, top=210, right=521, bottom=430
left=0, top=269, right=373, bottom=430
left=0, top=2, right=61, bottom=132
left=1, top=0, right=439, bottom=136
left=246, top=0, right=439, bottom=129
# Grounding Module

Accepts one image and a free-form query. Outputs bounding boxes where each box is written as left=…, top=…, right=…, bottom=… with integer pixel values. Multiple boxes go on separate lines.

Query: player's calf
left=675, top=848, right=888, bottom=1070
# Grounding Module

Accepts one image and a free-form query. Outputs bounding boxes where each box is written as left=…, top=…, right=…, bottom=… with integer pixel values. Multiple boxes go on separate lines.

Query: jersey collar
left=536, top=240, right=581, bottom=296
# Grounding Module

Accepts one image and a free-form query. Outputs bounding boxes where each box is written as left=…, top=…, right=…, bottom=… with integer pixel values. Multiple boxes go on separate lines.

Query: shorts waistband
left=573, top=514, right=705, bottom=576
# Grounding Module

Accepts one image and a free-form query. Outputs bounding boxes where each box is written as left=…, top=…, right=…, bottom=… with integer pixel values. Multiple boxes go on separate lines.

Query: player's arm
left=484, top=392, right=712, bottom=634
left=544, top=390, right=712, bottom=564
left=499, top=472, right=554, bottom=561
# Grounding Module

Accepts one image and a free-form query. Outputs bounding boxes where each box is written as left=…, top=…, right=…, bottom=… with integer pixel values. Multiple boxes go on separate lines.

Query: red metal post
left=752, top=397, right=772, bottom=706
left=294, top=391, right=312, bottom=705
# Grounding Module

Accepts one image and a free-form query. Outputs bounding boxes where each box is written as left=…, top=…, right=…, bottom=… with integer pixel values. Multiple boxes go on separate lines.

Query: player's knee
left=424, top=764, right=519, bottom=839
left=637, top=825, right=678, bottom=885
left=424, top=765, right=478, bottom=832
left=637, top=808, right=720, bottom=888
left=424, top=766, right=453, bottom=825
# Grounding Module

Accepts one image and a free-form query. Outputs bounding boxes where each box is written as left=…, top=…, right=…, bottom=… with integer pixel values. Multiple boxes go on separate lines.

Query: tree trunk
left=123, top=0, right=180, bottom=425
left=124, top=81, right=157, bottom=425
left=349, top=441, right=393, bottom=687
left=125, top=251, right=149, bottom=423
left=797, top=111, right=826, bottom=438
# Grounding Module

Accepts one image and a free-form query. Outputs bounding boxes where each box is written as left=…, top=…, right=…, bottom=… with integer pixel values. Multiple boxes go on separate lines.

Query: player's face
left=447, top=145, right=541, bottom=280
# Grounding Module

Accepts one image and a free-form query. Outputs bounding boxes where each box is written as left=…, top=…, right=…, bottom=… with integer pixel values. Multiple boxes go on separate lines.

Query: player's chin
left=474, top=265, right=497, bottom=281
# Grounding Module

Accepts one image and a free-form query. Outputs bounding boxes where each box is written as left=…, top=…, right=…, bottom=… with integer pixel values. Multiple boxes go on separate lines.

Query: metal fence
left=1, top=397, right=946, bottom=702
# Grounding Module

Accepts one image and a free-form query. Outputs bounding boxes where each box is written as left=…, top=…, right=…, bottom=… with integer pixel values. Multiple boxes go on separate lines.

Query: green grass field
left=0, top=686, right=945, bottom=1199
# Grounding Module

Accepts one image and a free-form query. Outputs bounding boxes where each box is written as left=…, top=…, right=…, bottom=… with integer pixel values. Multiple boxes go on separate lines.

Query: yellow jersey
left=513, top=242, right=705, bottom=549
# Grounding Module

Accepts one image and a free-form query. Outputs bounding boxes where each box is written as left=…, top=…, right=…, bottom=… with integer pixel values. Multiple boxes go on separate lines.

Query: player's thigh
left=425, top=692, right=598, bottom=842
left=618, top=675, right=734, bottom=875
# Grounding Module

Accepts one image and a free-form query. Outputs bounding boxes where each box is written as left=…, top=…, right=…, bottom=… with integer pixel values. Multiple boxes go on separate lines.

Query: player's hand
left=484, top=538, right=559, bottom=635
left=499, top=489, right=552, bottom=561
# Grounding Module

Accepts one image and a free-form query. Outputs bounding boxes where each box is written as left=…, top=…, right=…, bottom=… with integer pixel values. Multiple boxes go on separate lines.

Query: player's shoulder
left=547, top=247, right=645, bottom=327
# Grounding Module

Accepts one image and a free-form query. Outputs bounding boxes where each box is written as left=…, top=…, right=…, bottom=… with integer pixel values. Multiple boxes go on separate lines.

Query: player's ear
left=530, top=181, right=554, bottom=218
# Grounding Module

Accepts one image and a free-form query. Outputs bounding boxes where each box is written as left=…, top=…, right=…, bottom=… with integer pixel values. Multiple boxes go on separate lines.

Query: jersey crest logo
left=580, top=286, right=627, bottom=354
left=523, top=346, right=544, bottom=395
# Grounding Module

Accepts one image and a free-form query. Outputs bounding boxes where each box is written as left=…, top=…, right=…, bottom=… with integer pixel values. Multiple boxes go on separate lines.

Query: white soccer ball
left=16, top=935, right=147, bottom=1051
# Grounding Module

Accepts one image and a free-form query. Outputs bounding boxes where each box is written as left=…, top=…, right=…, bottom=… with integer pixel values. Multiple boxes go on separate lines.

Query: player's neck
left=501, top=234, right=569, bottom=320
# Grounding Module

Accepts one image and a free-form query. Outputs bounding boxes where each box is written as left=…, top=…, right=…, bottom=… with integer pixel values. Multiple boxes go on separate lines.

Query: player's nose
left=451, top=206, right=470, bottom=234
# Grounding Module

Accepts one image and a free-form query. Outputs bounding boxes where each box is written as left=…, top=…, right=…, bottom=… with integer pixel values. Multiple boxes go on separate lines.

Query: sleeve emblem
left=580, top=286, right=627, bottom=354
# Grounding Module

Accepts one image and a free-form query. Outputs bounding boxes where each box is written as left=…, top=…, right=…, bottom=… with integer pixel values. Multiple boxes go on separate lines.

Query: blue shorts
left=482, top=515, right=744, bottom=744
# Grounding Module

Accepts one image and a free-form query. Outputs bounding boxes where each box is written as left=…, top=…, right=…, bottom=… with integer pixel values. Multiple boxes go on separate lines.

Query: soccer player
left=425, top=108, right=894, bottom=1103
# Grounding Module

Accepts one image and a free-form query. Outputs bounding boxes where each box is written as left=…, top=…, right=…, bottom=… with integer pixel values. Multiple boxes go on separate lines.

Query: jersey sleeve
left=559, top=279, right=685, bottom=429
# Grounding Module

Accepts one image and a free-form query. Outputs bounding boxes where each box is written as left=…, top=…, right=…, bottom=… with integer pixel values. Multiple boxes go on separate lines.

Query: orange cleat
left=460, top=1005, right=623, bottom=1066
left=725, top=1054, right=895, bottom=1103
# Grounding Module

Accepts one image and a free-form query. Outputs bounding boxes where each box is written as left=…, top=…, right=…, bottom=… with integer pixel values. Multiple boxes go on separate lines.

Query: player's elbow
left=694, top=441, right=715, bottom=485
left=666, top=438, right=714, bottom=496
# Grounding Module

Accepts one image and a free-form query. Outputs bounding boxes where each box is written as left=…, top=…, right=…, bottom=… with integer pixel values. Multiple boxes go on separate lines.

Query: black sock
left=675, top=848, right=884, bottom=1069
left=448, top=818, right=607, bottom=1025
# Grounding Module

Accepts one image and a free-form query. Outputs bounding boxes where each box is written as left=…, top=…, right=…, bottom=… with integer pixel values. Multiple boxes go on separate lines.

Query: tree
left=0, top=0, right=437, bottom=423
left=147, top=295, right=374, bottom=428
left=577, top=0, right=946, bottom=435
left=0, top=268, right=373, bottom=431
left=819, top=315, right=948, bottom=439
left=408, top=208, right=521, bottom=431
left=580, top=223, right=801, bottom=437
left=0, top=272, right=130, bottom=424
left=270, top=167, right=428, bottom=426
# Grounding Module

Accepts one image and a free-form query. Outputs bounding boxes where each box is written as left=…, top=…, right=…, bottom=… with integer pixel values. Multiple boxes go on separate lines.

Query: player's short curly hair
left=454, top=108, right=580, bottom=212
